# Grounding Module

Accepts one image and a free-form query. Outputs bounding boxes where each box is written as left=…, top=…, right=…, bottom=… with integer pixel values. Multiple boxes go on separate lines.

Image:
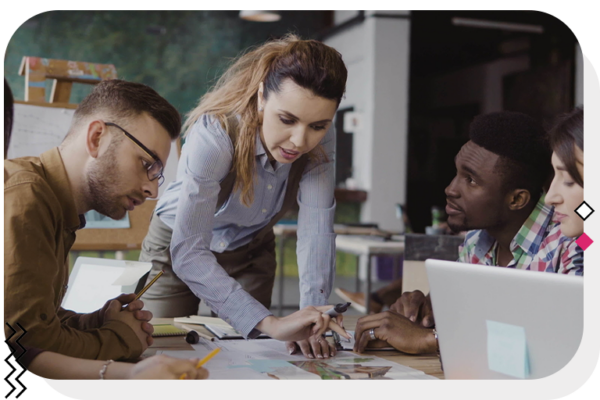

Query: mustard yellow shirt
left=4, top=147, right=142, bottom=360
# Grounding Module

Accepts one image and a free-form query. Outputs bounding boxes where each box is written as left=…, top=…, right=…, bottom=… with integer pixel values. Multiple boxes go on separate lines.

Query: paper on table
left=174, top=316, right=233, bottom=327
left=112, top=261, right=153, bottom=286
left=159, top=338, right=437, bottom=380
left=486, top=320, right=530, bottom=378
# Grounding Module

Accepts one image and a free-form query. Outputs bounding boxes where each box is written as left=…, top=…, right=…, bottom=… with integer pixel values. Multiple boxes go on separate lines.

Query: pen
left=324, top=302, right=351, bottom=317
left=179, top=347, right=221, bottom=379
left=133, top=270, right=164, bottom=301
left=122, top=270, right=163, bottom=310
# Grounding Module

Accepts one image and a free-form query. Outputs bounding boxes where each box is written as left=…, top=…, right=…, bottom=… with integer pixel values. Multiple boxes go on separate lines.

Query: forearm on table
left=29, top=352, right=133, bottom=379
left=58, top=308, right=102, bottom=330
left=19, top=317, right=141, bottom=360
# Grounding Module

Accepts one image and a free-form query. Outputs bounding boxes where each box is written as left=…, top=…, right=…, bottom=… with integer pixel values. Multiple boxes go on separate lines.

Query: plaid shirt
left=458, top=196, right=583, bottom=275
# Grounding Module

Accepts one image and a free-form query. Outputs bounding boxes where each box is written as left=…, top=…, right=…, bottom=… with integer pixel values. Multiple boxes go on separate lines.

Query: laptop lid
left=426, top=259, right=583, bottom=379
left=62, top=257, right=152, bottom=314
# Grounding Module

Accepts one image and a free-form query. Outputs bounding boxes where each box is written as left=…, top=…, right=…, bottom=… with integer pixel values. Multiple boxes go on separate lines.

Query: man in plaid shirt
left=352, top=111, right=583, bottom=355
left=449, top=112, right=582, bottom=275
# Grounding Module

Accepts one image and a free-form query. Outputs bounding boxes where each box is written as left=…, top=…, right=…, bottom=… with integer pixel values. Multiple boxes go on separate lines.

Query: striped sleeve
left=296, top=125, right=336, bottom=309
left=170, top=115, right=272, bottom=338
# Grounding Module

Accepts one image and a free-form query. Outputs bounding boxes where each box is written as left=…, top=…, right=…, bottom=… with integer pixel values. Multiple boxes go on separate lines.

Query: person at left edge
left=4, top=79, right=178, bottom=360
left=139, top=35, right=348, bottom=359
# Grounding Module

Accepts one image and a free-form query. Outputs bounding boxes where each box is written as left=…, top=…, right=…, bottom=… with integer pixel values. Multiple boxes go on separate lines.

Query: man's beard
left=447, top=215, right=469, bottom=234
left=86, top=149, right=127, bottom=220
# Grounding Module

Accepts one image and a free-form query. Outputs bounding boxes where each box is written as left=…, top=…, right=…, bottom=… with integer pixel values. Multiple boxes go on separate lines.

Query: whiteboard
left=7, top=103, right=74, bottom=159
left=7, top=102, right=178, bottom=197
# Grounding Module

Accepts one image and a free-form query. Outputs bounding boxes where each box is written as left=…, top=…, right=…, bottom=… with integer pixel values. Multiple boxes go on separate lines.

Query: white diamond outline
left=575, top=201, right=595, bottom=221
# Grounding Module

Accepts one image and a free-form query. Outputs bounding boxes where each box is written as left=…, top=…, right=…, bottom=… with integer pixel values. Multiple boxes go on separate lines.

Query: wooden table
left=272, top=224, right=404, bottom=315
left=146, top=316, right=444, bottom=379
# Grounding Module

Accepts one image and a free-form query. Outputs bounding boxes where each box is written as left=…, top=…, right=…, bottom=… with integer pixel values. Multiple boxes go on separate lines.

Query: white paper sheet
left=159, top=338, right=438, bottom=380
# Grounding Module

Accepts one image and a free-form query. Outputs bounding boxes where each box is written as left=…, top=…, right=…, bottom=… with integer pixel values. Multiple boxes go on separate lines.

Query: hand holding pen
left=285, top=303, right=353, bottom=359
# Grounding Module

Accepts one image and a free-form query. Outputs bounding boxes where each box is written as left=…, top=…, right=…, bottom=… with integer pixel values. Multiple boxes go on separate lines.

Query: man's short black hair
left=5, top=78, right=14, bottom=158
left=469, top=111, right=552, bottom=199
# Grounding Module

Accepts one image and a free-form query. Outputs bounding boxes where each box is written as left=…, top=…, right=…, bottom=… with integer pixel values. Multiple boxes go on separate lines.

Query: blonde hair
left=183, top=34, right=347, bottom=206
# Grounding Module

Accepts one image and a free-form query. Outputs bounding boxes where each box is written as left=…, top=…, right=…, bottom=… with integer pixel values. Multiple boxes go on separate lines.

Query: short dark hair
left=68, top=79, right=181, bottom=140
left=5, top=78, right=14, bottom=158
left=548, top=107, right=583, bottom=187
left=469, top=111, right=552, bottom=198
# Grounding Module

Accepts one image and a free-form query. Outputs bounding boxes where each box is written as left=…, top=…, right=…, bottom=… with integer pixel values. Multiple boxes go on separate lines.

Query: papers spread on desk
left=174, top=316, right=269, bottom=339
left=158, top=338, right=437, bottom=380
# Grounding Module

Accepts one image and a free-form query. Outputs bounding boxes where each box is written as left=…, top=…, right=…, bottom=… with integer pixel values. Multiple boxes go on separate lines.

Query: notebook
left=174, top=316, right=270, bottom=339
left=426, top=259, right=583, bottom=379
left=152, top=324, right=188, bottom=338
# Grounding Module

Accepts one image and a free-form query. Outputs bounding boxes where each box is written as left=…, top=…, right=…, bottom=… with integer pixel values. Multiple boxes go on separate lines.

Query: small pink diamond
left=576, top=233, right=594, bottom=251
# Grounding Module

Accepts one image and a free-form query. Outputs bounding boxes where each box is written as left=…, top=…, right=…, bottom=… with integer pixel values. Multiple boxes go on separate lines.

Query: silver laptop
left=62, top=257, right=152, bottom=314
left=426, top=259, right=583, bottom=379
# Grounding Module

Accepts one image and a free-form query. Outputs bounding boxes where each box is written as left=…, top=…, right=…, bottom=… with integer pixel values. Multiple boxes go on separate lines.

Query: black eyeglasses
left=105, top=122, right=165, bottom=187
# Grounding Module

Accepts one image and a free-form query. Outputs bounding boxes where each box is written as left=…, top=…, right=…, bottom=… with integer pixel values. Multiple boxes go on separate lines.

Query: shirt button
left=267, top=184, right=273, bottom=190
left=220, top=242, right=225, bottom=247
left=262, top=209, right=267, bottom=213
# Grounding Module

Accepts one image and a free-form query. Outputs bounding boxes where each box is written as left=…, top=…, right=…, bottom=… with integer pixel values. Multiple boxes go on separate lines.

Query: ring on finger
left=369, top=328, right=376, bottom=341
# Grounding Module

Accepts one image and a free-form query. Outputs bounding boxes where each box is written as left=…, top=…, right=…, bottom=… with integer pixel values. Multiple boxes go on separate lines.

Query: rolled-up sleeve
left=170, top=115, right=272, bottom=338
left=296, top=125, right=337, bottom=309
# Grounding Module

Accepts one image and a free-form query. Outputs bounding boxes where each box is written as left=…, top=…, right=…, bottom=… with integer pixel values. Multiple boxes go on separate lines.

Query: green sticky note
left=486, top=320, right=530, bottom=378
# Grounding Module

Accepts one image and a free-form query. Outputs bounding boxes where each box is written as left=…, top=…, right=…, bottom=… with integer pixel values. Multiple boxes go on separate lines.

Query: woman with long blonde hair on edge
left=139, top=34, right=350, bottom=358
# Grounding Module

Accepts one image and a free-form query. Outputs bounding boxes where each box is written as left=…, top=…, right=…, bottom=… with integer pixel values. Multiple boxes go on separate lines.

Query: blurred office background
left=4, top=10, right=582, bottom=311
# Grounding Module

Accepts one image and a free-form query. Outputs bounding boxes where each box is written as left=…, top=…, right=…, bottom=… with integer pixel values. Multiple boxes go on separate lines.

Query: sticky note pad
left=486, top=320, right=530, bottom=378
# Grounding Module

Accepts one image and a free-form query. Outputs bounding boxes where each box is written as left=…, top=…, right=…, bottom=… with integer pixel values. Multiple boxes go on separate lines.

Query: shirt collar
left=470, top=195, right=552, bottom=262
left=511, top=195, right=553, bottom=256
left=255, top=131, right=288, bottom=173
left=40, top=147, right=85, bottom=232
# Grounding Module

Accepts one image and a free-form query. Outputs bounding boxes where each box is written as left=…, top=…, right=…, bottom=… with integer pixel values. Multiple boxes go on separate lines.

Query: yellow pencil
left=179, top=347, right=221, bottom=379
left=133, top=270, right=164, bottom=301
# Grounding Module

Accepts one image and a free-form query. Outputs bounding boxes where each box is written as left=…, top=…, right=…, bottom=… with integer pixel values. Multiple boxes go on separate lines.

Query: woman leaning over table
left=139, top=34, right=349, bottom=359
left=545, top=107, right=585, bottom=239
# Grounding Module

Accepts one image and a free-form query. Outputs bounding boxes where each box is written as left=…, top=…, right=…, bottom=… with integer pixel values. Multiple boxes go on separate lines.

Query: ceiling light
left=239, top=10, right=281, bottom=22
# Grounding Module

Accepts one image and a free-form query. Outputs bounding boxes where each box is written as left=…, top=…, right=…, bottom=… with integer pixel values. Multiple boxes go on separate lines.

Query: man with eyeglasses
left=4, top=79, right=180, bottom=361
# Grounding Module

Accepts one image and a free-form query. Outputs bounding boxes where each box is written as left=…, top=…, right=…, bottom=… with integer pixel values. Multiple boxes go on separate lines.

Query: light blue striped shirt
left=155, top=114, right=336, bottom=337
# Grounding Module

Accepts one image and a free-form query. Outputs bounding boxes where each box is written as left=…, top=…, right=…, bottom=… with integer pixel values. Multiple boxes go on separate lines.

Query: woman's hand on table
left=257, top=305, right=350, bottom=343
left=128, top=355, right=209, bottom=380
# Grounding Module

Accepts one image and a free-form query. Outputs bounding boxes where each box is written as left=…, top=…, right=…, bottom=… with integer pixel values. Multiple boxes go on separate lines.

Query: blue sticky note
left=486, top=320, right=530, bottom=378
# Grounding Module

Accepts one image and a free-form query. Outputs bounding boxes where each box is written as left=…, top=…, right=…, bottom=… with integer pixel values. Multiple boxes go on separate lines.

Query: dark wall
left=5, top=11, right=331, bottom=116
